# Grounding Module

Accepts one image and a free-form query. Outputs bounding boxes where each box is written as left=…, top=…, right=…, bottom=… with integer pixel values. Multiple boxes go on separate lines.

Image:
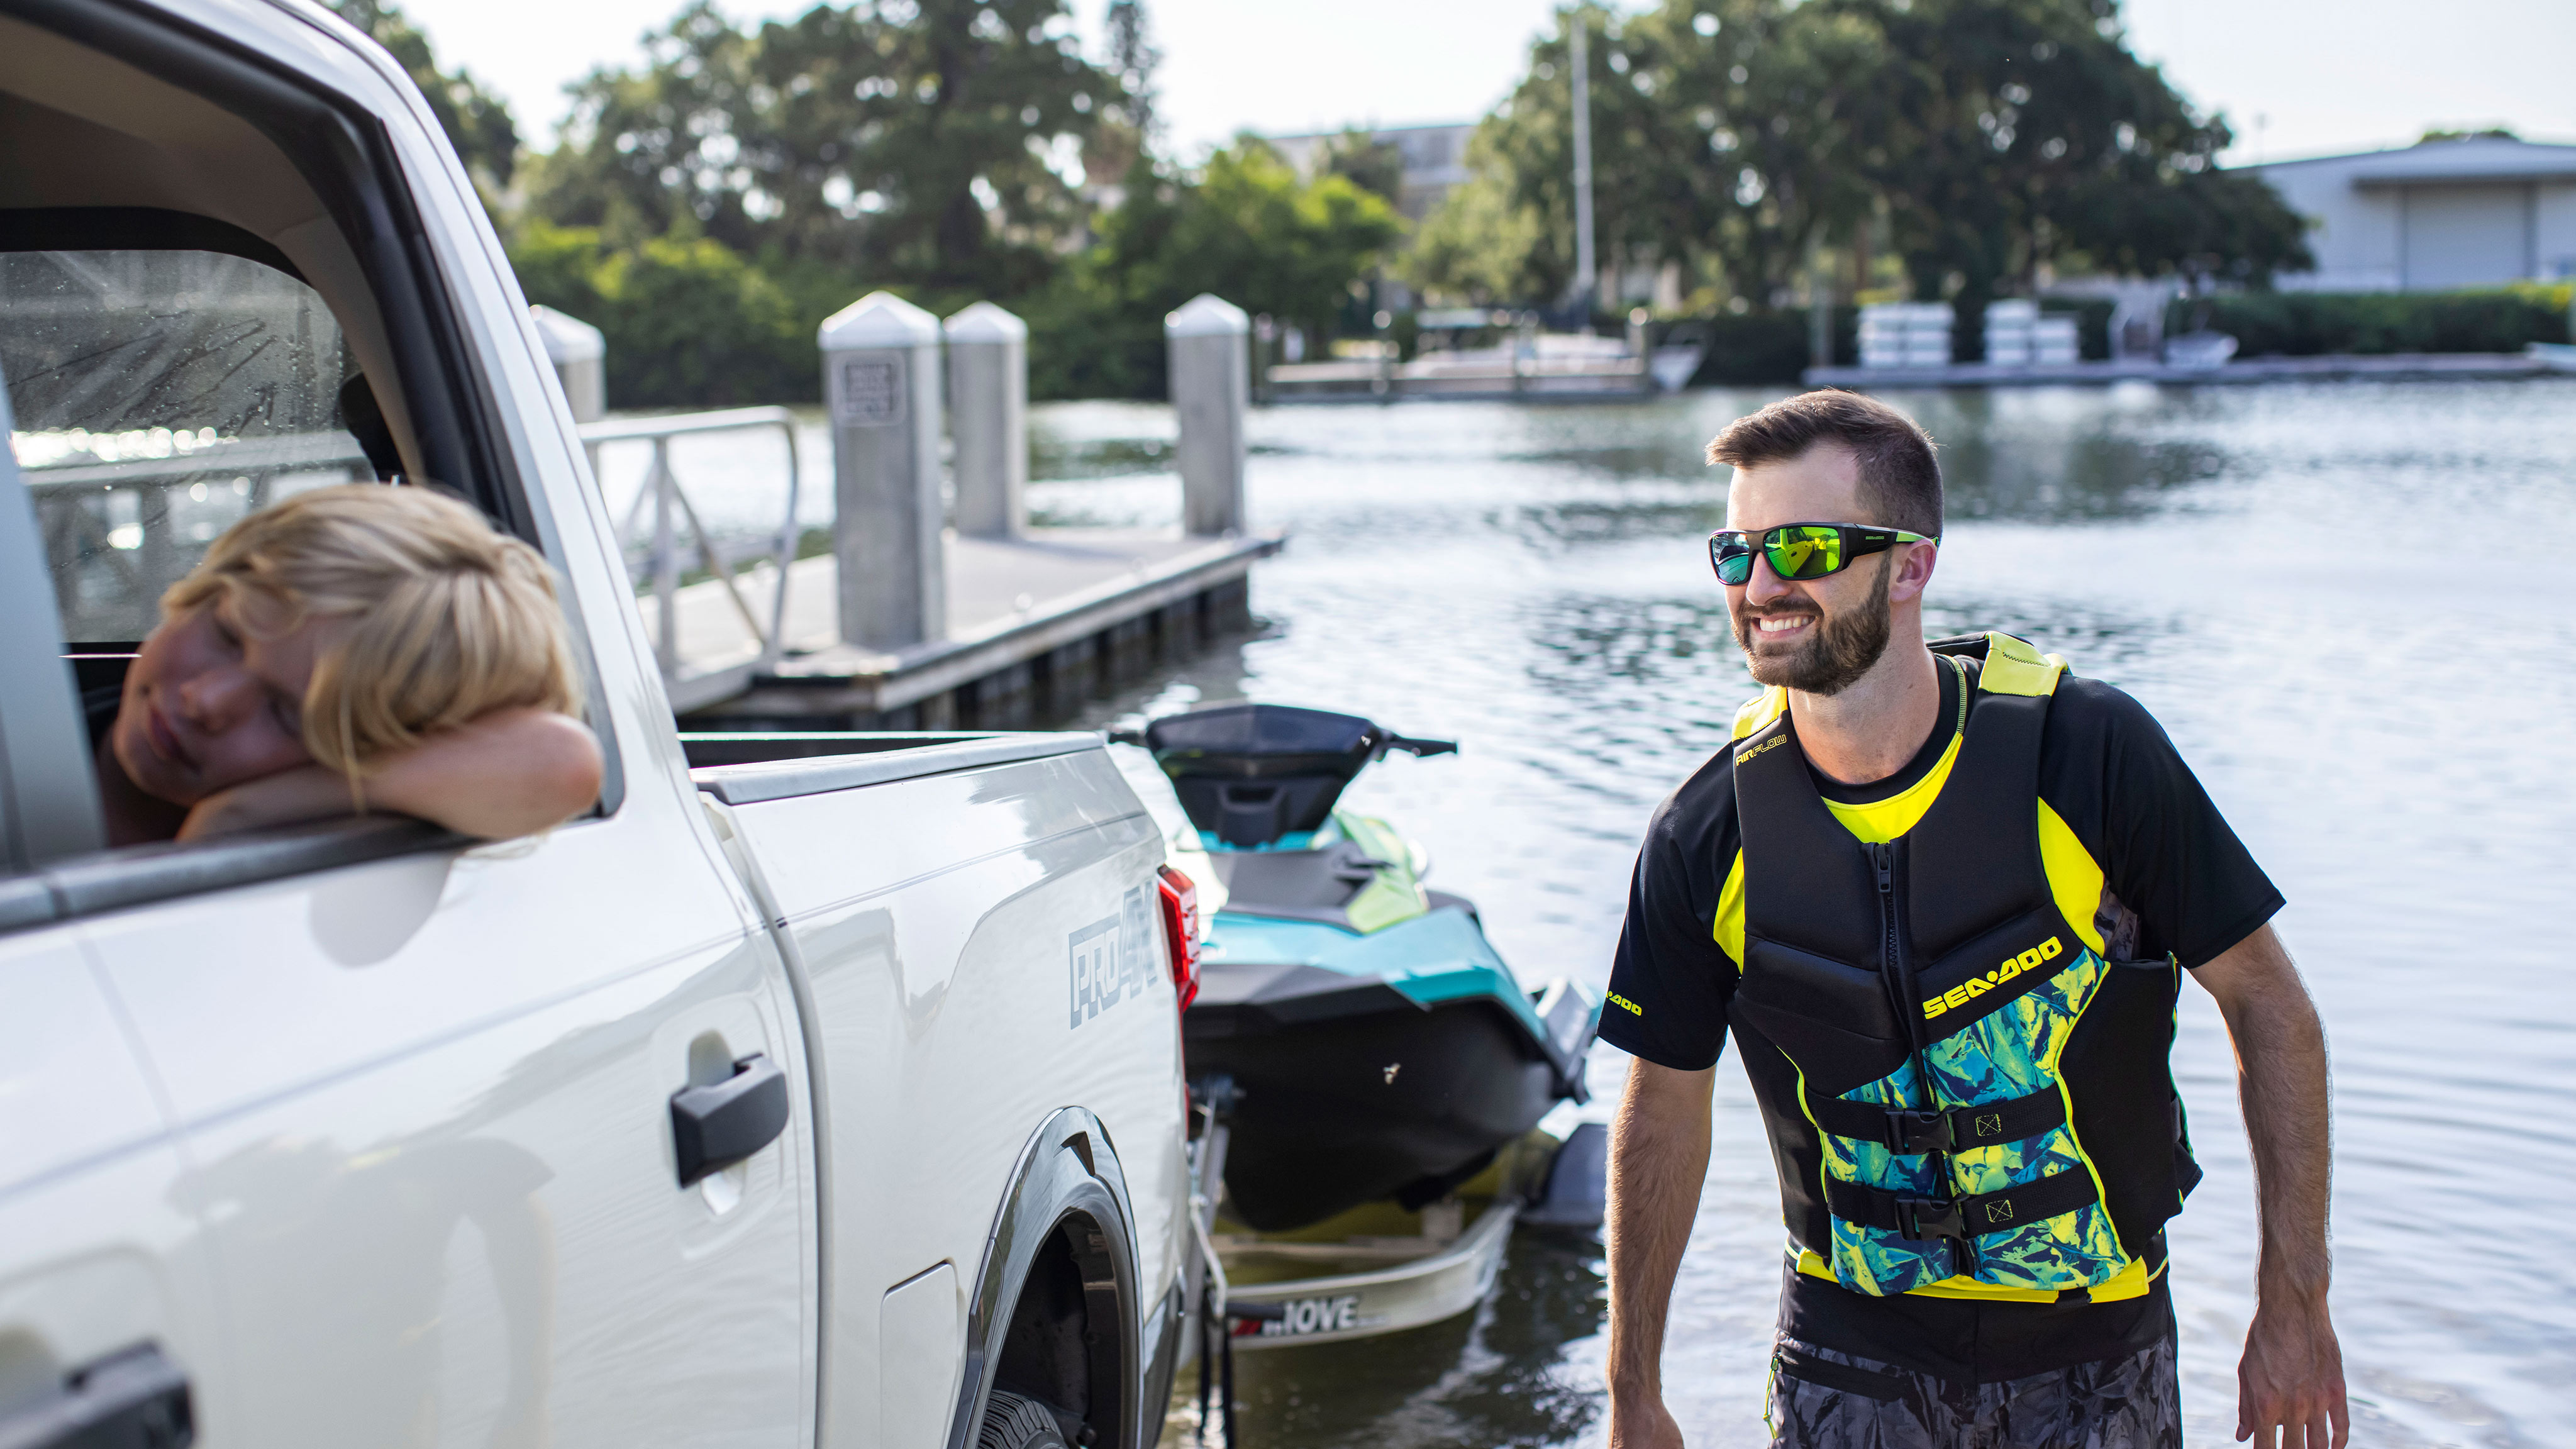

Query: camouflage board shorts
left=1765, top=1332, right=2180, bottom=1448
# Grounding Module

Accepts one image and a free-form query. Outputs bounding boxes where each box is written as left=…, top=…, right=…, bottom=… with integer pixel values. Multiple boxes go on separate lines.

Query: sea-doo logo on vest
left=1921, top=936, right=2065, bottom=1020
left=1739, top=733, right=1789, bottom=763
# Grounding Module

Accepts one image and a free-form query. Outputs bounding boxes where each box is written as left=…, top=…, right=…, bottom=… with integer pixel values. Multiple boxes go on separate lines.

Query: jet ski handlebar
left=1377, top=734, right=1457, bottom=759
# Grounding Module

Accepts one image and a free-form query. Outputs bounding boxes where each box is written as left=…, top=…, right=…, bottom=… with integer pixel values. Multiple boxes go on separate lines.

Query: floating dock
left=654, top=528, right=1281, bottom=729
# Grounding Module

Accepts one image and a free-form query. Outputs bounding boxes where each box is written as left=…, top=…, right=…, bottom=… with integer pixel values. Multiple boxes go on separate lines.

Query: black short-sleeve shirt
left=1600, top=655, right=2284, bottom=1379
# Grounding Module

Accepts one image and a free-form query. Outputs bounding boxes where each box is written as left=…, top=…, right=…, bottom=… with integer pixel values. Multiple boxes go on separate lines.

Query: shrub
left=508, top=224, right=817, bottom=409
left=2175, top=284, right=2573, bottom=356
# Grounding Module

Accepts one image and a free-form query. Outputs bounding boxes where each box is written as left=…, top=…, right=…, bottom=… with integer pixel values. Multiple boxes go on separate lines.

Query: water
left=679, top=379, right=2576, bottom=1446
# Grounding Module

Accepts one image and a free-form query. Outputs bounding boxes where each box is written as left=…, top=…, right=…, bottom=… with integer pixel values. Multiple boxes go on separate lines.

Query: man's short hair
left=1704, top=390, right=1942, bottom=536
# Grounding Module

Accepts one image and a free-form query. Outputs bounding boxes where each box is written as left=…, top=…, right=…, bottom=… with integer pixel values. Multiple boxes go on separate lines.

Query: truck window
left=3, top=247, right=374, bottom=644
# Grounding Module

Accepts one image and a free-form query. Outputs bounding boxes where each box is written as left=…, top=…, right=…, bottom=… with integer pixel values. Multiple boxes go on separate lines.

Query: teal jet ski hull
left=1188, top=906, right=1594, bottom=1231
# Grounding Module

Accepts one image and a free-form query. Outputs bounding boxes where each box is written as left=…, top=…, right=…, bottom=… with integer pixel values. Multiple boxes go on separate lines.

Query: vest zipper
left=1874, top=839, right=1972, bottom=1275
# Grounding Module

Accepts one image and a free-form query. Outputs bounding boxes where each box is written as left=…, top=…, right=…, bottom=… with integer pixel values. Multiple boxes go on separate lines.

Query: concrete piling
left=1165, top=294, right=1250, bottom=536
left=943, top=301, right=1030, bottom=539
left=820, top=291, right=947, bottom=650
left=530, top=304, right=606, bottom=423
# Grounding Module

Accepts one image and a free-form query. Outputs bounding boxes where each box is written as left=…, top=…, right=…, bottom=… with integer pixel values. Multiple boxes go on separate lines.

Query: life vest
left=1726, top=631, right=2201, bottom=1300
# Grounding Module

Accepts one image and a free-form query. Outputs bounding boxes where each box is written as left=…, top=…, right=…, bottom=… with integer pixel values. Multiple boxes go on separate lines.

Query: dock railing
left=580, top=406, right=803, bottom=686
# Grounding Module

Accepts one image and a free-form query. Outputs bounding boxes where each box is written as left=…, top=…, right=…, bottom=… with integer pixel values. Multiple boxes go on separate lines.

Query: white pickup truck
left=0, top=3, right=1199, bottom=1446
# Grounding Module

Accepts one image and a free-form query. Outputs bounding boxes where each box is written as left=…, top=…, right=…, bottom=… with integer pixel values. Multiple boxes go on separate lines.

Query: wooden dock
left=648, top=527, right=1281, bottom=728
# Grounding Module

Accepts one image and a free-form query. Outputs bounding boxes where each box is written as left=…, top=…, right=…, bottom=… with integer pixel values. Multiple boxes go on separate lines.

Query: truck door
left=0, top=4, right=818, bottom=1442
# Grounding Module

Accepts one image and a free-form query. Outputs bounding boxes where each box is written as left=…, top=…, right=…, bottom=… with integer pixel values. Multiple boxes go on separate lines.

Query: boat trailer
left=1181, top=1076, right=1606, bottom=1441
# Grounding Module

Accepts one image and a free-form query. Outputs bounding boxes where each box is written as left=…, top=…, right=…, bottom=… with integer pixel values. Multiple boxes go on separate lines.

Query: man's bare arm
left=2193, top=923, right=2348, bottom=1449
left=1606, top=1059, right=1716, bottom=1449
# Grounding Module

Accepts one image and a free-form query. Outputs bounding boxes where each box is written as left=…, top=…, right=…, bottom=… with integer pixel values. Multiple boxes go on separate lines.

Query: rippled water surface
left=663, top=380, right=2576, bottom=1446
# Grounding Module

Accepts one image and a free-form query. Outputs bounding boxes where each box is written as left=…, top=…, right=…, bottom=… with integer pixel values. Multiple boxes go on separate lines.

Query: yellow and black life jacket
left=1726, top=631, right=2201, bottom=1300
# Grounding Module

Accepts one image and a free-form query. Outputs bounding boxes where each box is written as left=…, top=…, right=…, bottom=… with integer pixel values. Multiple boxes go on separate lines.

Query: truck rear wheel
left=975, top=1389, right=1074, bottom=1449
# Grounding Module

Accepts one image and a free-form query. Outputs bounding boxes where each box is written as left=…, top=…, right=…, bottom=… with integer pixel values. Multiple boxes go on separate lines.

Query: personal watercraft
left=1126, top=703, right=1600, bottom=1233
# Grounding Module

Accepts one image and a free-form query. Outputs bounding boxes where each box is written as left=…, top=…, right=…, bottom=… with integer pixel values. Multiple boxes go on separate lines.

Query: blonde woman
left=96, top=484, right=605, bottom=845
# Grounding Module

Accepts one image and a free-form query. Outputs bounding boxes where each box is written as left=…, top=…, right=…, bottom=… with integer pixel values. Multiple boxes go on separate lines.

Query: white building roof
left=2254, top=135, right=2576, bottom=187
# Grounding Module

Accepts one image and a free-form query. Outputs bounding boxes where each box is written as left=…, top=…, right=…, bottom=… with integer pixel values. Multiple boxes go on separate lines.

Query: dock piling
left=530, top=305, right=606, bottom=423
left=944, top=301, right=1030, bottom=539
left=1165, top=294, right=1250, bottom=536
left=820, top=291, right=947, bottom=649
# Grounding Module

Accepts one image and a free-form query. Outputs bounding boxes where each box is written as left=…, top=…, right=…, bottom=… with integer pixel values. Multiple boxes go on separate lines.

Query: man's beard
left=1734, top=557, right=1893, bottom=696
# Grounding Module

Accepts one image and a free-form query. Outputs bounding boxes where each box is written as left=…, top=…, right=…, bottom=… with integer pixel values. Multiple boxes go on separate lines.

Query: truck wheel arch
left=946, top=1109, right=1142, bottom=1449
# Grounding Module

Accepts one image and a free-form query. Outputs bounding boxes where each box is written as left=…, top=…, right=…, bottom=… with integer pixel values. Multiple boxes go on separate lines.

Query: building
left=1263, top=121, right=1475, bottom=225
left=2249, top=135, right=2576, bottom=291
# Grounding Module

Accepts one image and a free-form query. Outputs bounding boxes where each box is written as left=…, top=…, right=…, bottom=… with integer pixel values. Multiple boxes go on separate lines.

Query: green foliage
left=1411, top=0, right=2310, bottom=323
left=1854, top=0, right=2306, bottom=312
left=1028, top=142, right=1404, bottom=399
left=508, top=223, right=811, bottom=409
left=1321, top=130, right=1406, bottom=203
left=1402, top=138, right=1549, bottom=304
left=328, top=0, right=518, bottom=194
left=528, top=0, right=1124, bottom=294
left=1681, top=309, right=1833, bottom=384
left=2180, top=286, right=2573, bottom=357
left=1406, top=4, right=1732, bottom=306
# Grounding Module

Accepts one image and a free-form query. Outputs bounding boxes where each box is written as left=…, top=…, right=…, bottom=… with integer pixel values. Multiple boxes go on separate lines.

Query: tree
left=1407, top=0, right=2308, bottom=321
left=328, top=0, right=518, bottom=196
left=1405, top=6, right=1712, bottom=309
left=1321, top=129, right=1405, bottom=204
left=1033, top=140, right=1404, bottom=397
left=528, top=0, right=1123, bottom=294
left=1849, top=0, right=2308, bottom=323
left=1094, top=0, right=1160, bottom=183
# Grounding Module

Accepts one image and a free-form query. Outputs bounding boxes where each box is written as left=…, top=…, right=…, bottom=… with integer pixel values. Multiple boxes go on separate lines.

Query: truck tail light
left=1155, top=865, right=1200, bottom=1011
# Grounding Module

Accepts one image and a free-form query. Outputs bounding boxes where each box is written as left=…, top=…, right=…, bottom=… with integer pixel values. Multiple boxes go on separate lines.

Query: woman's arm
left=179, top=709, right=604, bottom=842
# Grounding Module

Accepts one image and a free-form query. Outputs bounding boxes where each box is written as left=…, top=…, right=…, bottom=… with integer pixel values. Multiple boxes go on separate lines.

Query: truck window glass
left=2, top=248, right=370, bottom=643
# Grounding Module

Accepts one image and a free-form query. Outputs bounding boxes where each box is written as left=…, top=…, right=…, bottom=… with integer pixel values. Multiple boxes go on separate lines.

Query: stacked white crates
left=1982, top=299, right=2081, bottom=368
left=1858, top=303, right=1953, bottom=369
left=1983, top=299, right=2037, bottom=365
left=2031, top=314, right=2079, bottom=365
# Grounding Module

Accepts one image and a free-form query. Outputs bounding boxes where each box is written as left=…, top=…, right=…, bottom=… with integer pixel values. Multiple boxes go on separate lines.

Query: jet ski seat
left=1132, top=703, right=1453, bottom=849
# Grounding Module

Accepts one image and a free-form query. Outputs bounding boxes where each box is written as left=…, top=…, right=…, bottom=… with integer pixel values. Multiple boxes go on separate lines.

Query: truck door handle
left=0, top=1341, right=192, bottom=1449
left=670, top=1053, right=789, bottom=1187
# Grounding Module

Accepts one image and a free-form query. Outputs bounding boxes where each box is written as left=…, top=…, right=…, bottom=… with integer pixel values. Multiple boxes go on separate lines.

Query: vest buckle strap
left=1885, top=1110, right=1954, bottom=1154
left=1826, top=1167, right=2102, bottom=1243
left=1804, top=1086, right=2069, bottom=1155
left=1894, top=1194, right=1964, bottom=1241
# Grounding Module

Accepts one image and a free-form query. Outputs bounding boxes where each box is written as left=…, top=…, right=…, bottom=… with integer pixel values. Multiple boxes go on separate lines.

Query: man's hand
left=2194, top=924, right=2349, bottom=1448
left=2238, top=1297, right=2348, bottom=1448
left=1606, top=1391, right=1688, bottom=1449
left=1606, top=1060, right=1716, bottom=1449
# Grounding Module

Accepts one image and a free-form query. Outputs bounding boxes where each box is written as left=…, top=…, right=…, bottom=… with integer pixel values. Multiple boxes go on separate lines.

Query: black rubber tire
left=975, top=1389, right=1070, bottom=1449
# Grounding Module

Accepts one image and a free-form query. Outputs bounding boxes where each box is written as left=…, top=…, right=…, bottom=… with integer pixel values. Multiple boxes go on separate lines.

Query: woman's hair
left=161, top=484, right=581, bottom=782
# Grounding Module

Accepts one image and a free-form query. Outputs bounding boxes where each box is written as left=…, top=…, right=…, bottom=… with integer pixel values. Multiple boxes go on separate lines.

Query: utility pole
left=1568, top=13, right=1597, bottom=319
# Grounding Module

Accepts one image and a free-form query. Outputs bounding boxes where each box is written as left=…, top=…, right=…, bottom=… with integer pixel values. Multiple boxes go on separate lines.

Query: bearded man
left=1599, top=391, right=2348, bottom=1449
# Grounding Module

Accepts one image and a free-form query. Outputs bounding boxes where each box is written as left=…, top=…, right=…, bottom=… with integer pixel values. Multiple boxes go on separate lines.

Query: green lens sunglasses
left=1707, top=523, right=1938, bottom=586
